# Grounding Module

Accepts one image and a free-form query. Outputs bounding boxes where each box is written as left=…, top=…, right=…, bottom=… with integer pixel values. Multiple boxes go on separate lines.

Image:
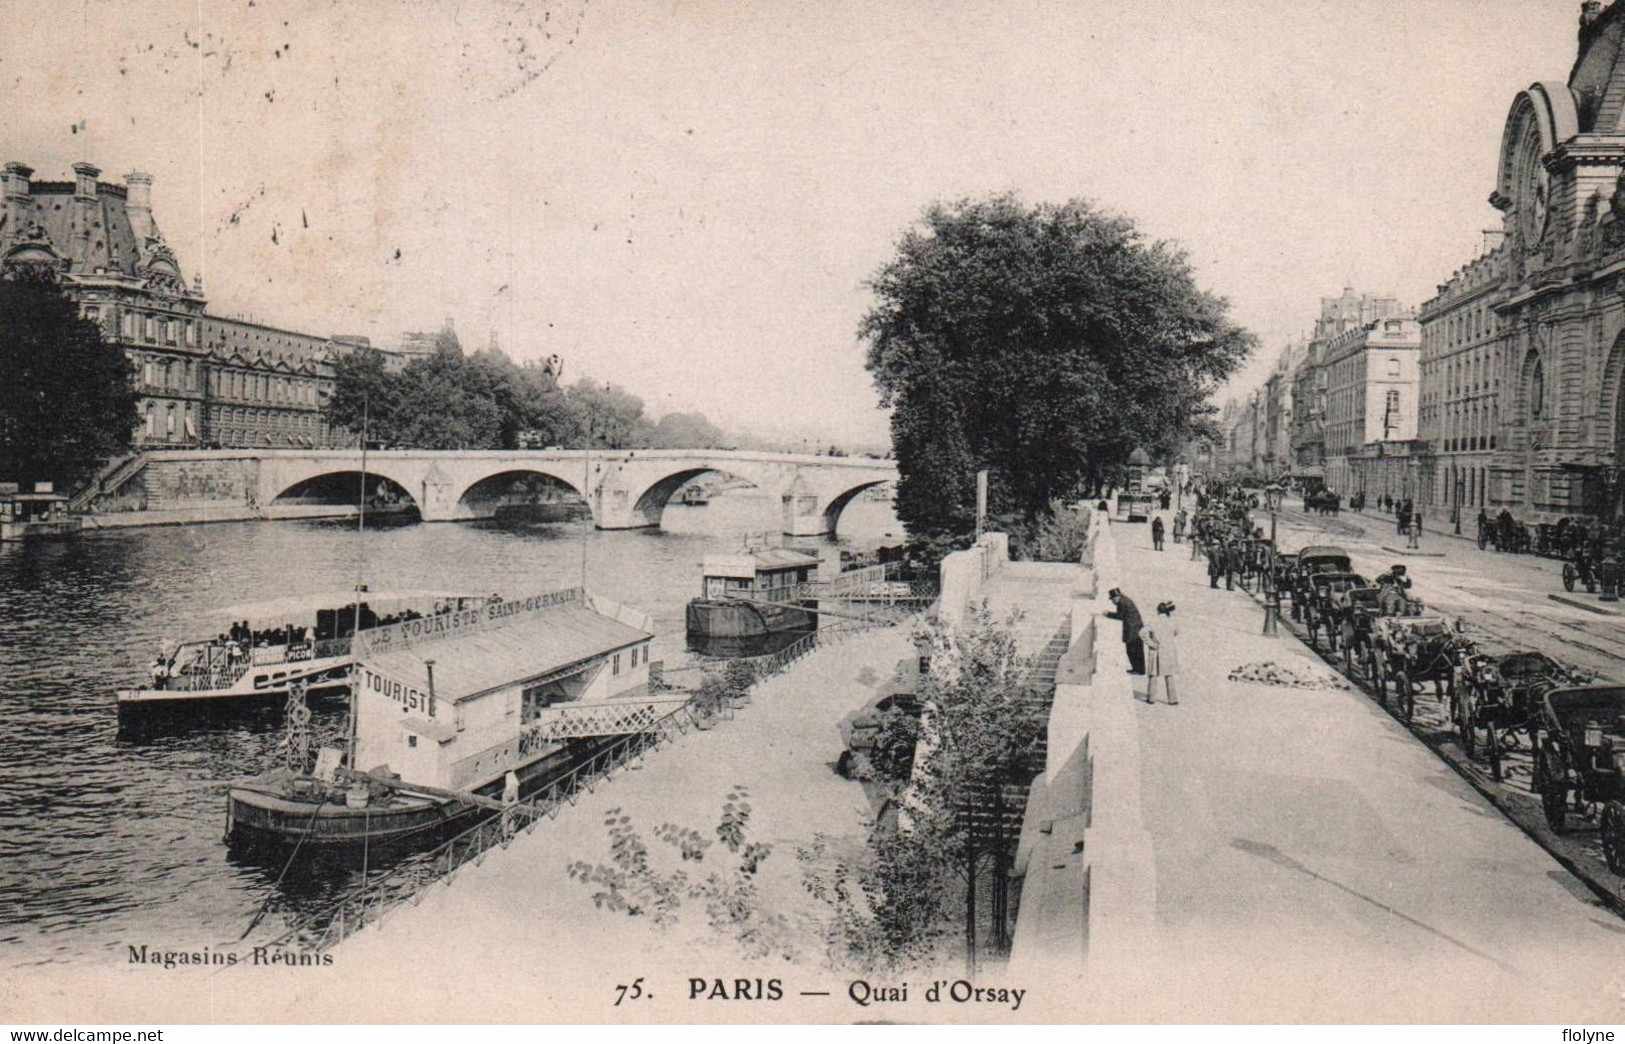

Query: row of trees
left=861, top=193, right=1253, bottom=547
left=324, top=328, right=729, bottom=451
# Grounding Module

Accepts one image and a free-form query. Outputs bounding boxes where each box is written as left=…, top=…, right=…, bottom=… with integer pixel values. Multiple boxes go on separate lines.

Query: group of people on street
left=1148, top=508, right=1189, bottom=551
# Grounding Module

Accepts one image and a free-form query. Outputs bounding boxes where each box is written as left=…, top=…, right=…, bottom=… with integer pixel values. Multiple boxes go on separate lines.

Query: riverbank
left=223, top=624, right=920, bottom=1023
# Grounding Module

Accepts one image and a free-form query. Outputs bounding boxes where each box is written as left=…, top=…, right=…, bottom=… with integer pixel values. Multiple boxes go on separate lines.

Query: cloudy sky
left=2, top=0, right=1584, bottom=443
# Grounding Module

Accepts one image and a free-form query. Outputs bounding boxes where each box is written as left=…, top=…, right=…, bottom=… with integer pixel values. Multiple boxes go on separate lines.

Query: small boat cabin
left=699, top=547, right=821, bottom=603
left=0, top=483, right=81, bottom=541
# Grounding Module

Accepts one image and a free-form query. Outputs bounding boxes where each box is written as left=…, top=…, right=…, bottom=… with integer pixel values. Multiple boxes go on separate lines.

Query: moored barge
left=227, top=586, right=672, bottom=846
left=685, top=547, right=821, bottom=641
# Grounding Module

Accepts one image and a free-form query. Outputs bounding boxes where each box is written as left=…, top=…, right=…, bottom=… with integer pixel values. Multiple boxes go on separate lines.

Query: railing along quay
left=260, top=604, right=928, bottom=955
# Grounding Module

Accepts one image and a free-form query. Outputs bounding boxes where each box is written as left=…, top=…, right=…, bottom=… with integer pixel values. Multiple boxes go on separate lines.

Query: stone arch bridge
left=135, top=448, right=897, bottom=535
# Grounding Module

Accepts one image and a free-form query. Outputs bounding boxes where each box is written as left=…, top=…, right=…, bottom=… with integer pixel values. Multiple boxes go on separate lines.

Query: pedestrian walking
left=1151, top=515, right=1166, bottom=551
left=1106, top=588, right=1146, bottom=675
left=1207, top=543, right=1223, bottom=588
left=1173, top=508, right=1187, bottom=544
left=1140, top=602, right=1180, bottom=705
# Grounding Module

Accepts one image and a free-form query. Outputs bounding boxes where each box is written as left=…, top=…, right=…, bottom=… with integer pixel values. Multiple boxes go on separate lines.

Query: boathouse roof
left=360, top=600, right=651, bottom=705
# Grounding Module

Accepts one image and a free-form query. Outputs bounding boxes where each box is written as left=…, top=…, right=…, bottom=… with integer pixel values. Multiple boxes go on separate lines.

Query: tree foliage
left=800, top=606, right=1047, bottom=971
left=566, top=789, right=798, bottom=960
left=0, top=269, right=139, bottom=485
left=861, top=194, right=1253, bottom=540
left=325, top=345, right=722, bottom=452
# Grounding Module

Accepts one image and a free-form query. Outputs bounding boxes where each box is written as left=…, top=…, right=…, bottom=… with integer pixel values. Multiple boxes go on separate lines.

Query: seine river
left=0, top=491, right=900, bottom=967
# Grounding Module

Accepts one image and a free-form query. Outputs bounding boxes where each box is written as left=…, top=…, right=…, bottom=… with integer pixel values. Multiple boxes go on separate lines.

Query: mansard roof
left=3, top=178, right=149, bottom=279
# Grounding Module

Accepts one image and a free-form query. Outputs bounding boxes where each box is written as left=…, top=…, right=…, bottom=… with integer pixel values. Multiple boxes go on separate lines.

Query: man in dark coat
left=1106, top=588, right=1146, bottom=675
left=1151, top=515, right=1165, bottom=551
left=1207, top=544, right=1223, bottom=588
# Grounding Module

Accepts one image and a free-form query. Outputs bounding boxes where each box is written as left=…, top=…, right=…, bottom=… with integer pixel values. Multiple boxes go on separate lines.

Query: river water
left=0, top=491, right=901, bottom=968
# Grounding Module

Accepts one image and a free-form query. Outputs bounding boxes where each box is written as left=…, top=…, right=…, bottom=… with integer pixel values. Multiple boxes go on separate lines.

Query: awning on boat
left=211, top=589, right=488, bottom=624
left=359, top=602, right=652, bottom=705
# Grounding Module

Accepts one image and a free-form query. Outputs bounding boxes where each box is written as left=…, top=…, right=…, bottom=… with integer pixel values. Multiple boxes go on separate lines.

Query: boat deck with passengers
left=115, top=588, right=489, bottom=717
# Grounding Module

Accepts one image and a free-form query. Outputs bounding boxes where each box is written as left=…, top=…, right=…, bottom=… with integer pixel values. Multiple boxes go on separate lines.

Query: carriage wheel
left=1602, top=802, right=1625, bottom=875
left=1538, top=747, right=1569, bottom=832
left=1486, top=721, right=1503, bottom=782
left=1563, top=562, right=1577, bottom=593
left=1477, top=529, right=1488, bottom=551
left=1305, top=608, right=1318, bottom=647
left=1458, top=690, right=1477, bottom=758
left=1371, top=653, right=1387, bottom=706
left=1395, top=669, right=1414, bottom=722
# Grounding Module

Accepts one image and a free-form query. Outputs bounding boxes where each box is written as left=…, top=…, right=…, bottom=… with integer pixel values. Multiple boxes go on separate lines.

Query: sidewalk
left=1092, top=522, right=1625, bottom=1023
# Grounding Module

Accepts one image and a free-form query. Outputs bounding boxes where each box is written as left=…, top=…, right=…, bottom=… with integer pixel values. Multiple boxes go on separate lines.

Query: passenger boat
left=115, top=589, right=488, bottom=717
left=684, top=547, right=821, bottom=641
left=227, top=586, right=665, bottom=846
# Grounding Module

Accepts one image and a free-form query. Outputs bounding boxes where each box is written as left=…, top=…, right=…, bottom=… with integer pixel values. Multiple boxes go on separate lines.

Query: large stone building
left=0, top=161, right=350, bottom=449
left=1413, top=0, right=1625, bottom=522
left=1417, top=238, right=1508, bottom=521
left=1322, top=307, right=1421, bottom=497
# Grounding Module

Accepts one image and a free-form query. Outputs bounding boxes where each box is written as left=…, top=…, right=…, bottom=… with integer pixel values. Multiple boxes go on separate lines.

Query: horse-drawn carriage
left=1290, top=546, right=1352, bottom=623
left=1531, top=685, right=1625, bottom=874
left=1302, top=572, right=1367, bottom=652
left=1453, top=649, right=1574, bottom=781
left=1478, top=514, right=1532, bottom=554
left=1335, top=585, right=1384, bottom=670
left=1366, top=613, right=1467, bottom=723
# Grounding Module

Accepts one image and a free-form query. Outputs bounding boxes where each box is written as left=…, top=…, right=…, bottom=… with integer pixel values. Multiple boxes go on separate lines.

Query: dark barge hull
left=226, top=742, right=582, bottom=848
left=685, top=599, right=816, bottom=640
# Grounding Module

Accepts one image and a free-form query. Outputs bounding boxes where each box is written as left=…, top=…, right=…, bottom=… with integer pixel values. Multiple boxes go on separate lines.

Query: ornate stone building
left=0, top=161, right=347, bottom=449
left=1322, top=308, right=1420, bottom=498
left=1419, top=1, right=1625, bottom=521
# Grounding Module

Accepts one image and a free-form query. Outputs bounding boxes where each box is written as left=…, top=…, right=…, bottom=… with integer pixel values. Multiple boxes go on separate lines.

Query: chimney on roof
left=72, top=162, right=100, bottom=199
left=125, top=171, right=154, bottom=242
left=3, top=161, right=34, bottom=199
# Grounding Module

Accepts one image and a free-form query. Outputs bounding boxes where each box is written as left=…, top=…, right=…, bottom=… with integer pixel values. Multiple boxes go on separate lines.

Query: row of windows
left=1424, top=302, right=1501, bottom=355
left=210, top=368, right=319, bottom=405
left=88, top=306, right=199, bottom=348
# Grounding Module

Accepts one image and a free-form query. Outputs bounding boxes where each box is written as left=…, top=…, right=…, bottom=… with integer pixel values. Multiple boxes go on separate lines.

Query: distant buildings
left=1222, top=288, right=1418, bottom=499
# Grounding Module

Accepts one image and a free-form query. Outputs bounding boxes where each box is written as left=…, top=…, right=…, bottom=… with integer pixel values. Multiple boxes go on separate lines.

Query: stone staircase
left=68, top=451, right=149, bottom=512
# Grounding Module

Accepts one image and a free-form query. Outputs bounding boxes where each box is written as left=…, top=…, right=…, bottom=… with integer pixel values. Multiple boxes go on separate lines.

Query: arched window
left=1530, top=357, right=1546, bottom=419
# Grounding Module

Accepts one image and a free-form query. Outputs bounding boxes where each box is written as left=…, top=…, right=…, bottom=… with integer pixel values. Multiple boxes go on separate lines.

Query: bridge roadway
left=141, top=448, right=897, bottom=534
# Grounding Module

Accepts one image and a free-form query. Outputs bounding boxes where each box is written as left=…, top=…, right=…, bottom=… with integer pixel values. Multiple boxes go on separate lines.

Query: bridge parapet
left=125, top=447, right=895, bottom=534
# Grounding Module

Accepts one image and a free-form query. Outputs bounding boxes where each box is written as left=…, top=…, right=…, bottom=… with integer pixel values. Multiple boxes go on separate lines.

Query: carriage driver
left=1376, top=564, right=1412, bottom=615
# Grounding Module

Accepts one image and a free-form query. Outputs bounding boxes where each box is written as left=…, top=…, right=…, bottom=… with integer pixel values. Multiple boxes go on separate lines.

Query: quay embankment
left=1042, top=512, right=1625, bottom=1022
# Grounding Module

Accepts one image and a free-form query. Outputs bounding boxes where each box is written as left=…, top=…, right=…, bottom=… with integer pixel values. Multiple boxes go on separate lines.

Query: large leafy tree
left=0, top=269, right=139, bottom=486
left=862, top=194, right=1253, bottom=540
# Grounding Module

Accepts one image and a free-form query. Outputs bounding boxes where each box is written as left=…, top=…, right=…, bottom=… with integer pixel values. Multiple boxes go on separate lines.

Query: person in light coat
left=1139, top=601, right=1180, bottom=705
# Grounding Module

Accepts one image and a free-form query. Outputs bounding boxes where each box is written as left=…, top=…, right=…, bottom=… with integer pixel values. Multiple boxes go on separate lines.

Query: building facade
left=1322, top=310, right=1421, bottom=497
left=1410, top=1, right=1625, bottom=522
left=1417, top=240, right=1508, bottom=522
left=0, top=161, right=350, bottom=449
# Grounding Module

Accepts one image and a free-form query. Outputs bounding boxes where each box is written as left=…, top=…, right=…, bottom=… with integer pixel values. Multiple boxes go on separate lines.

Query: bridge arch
left=818, top=479, right=892, bottom=536
left=264, top=462, right=430, bottom=518
left=454, top=467, right=591, bottom=522
left=628, top=466, right=762, bottom=529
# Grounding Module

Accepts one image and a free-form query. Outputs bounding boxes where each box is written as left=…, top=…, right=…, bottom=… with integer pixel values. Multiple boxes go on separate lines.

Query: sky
left=0, top=0, right=1588, bottom=444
